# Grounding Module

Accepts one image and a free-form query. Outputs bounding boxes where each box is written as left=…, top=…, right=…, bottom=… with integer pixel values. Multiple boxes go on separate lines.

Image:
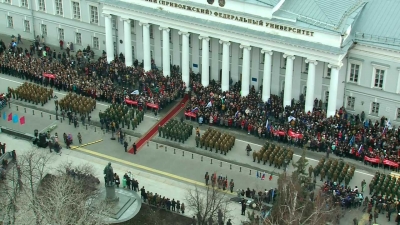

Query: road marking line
left=70, top=139, right=103, bottom=150
left=73, top=146, right=235, bottom=195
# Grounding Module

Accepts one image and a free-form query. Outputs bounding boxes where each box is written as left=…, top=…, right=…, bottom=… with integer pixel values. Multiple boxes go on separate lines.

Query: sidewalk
left=0, top=133, right=252, bottom=225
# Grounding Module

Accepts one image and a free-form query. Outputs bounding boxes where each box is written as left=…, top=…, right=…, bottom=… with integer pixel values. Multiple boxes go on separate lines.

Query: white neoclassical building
left=1, top=0, right=400, bottom=122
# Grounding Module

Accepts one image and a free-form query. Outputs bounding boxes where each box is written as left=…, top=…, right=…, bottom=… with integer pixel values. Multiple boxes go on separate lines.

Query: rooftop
left=352, top=0, right=400, bottom=50
left=237, top=0, right=281, bottom=7
left=275, top=0, right=366, bottom=32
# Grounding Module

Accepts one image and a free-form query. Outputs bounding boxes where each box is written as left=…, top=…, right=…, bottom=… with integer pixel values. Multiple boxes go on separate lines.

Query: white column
left=159, top=27, right=170, bottom=77
left=191, top=34, right=200, bottom=73
left=199, top=35, right=210, bottom=87
left=153, top=25, right=162, bottom=67
left=327, top=64, right=341, bottom=117
left=219, top=40, right=230, bottom=92
left=283, top=54, right=295, bottom=107
left=304, top=59, right=318, bottom=113
left=261, top=50, right=273, bottom=102
left=104, top=14, right=114, bottom=63
left=172, top=29, right=180, bottom=67
left=179, top=31, right=190, bottom=90
left=140, top=22, right=151, bottom=71
left=240, top=45, right=251, bottom=97
left=122, top=19, right=133, bottom=66
left=135, top=20, right=143, bottom=62
left=230, top=43, right=240, bottom=83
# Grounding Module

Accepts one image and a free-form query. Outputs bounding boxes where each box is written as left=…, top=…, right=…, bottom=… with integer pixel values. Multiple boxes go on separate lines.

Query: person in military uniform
left=158, top=125, right=162, bottom=137
left=252, top=150, right=257, bottom=162
left=308, top=165, right=313, bottom=178
left=320, top=169, right=325, bottom=182
left=195, top=134, right=200, bottom=147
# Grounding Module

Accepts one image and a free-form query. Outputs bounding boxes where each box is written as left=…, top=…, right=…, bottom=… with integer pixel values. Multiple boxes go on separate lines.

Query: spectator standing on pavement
left=124, top=140, right=128, bottom=152
left=17, top=34, right=22, bottom=44
left=59, top=40, right=64, bottom=50
left=181, top=202, right=185, bottom=214
left=113, top=173, right=120, bottom=188
left=226, top=219, right=232, bottom=225
left=133, top=143, right=137, bottom=154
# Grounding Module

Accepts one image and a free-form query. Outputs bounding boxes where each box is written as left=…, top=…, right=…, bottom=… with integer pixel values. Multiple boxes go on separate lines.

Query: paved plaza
left=0, top=34, right=394, bottom=224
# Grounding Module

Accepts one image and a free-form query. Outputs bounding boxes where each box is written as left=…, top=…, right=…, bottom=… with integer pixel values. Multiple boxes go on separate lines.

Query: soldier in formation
left=99, top=103, right=144, bottom=130
left=160, top=119, right=193, bottom=143
left=199, top=128, right=235, bottom=155
left=59, top=93, right=96, bottom=117
left=312, top=157, right=355, bottom=184
left=252, top=141, right=294, bottom=170
left=11, top=82, right=53, bottom=106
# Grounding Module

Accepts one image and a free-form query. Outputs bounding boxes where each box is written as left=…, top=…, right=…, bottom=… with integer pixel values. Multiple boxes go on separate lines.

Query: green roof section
left=276, top=0, right=366, bottom=31
left=353, top=0, right=400, bottom=48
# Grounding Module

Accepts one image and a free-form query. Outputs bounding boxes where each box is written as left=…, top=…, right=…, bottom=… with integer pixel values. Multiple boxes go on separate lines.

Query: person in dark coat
left=133, top=143, right=137, bottom=154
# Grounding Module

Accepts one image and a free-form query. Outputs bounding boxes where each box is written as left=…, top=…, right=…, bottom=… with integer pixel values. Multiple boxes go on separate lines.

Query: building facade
left=1, top=0, right=400, bottom=124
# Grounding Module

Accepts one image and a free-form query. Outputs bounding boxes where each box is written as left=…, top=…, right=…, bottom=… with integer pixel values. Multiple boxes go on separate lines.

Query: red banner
left=384, top=159, right=399, bottom=168
left=146, top=103, right=159, bottom=110
left=185, top=112, right=197, bottom=118
left=364, top=156, right=399, bottom=168
left=43, top=73, right=56, bottom=79
left=272, top=129, right=286, bottom=136
left=125, top=99, right=138, bottom=106
left=288, top=130, right=303, bottom=139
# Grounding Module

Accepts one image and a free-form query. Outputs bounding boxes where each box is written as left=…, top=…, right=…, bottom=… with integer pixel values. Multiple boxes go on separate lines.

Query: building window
left=55, top=0, right=63, bottom=16
left=349, top=63, right=359, bottom=83
left=209, top=41, right=211, bottom=52
left=374, top=69, right=384, bottom=88
left=281, top=58, right=287, bottom=69
left=93, top=37, right=99, bottom=49
left=24, top=20, right=30, bottom=32
left=38, top=0, right=45, bottom=11
left=4, top=0, right=11, bottom=3
left=131, top=45, right=134, bottom=59
left=324, top=91, right=329, bottom=103
left=304, top=61, right=309, bottom=73
left=72, top=1, right=80, bottom=19
left=170, top=54, right=172, bottom=64
left=21, top=0, right=28, bottom=7
left=260, top=52, right=264, bottom=64
left=326, top=67, right=331, bottom=78
left=150, top=50, right=153, bottom=60
left=75, top=32, right=81, bottom=45
left=150, top=25, right=153, bottom=39
left=281, top=81, right=285, bottom=92
left=112, top=17, right=117, bottom=29
left=303, top=86, right=307, bottom=96
left=371, top=102, right=379, bottom=115
left=397, top=108, right=400, bottom=120
left=58, top=28, right=64, bottom=40
left=90, top=6, right=99, bottom=24
left=347, top=96, right=355, bottom=110
left=169, top=32, right=172, bottom=43
left=41, top=24, right=47, bottom=36
left=7, top=16, right=13, bottom=28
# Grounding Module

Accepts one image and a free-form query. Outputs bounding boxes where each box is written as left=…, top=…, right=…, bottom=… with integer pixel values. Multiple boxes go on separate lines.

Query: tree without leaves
left=263, top=174, right=342, bottom=225
left=185, top=186, right=231, bottom=225
left=0, top=149, right=107, bottom=225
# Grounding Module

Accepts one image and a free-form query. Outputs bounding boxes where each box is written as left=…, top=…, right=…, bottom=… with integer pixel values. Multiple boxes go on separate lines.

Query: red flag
left=7, top=113, right=12, bottom=121
left=20, top=116, right=25, bottom=125
left=269, top=175, right=273, bottom=181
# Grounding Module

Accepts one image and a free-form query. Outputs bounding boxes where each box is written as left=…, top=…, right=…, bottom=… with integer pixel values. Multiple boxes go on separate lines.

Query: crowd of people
left=0, top=36, right=184, bottom=112
left=187, top=74, right=400, bottom=170
left=1, top=34, right=400, bottom=171
left=113, top=171, right=186, bottom=214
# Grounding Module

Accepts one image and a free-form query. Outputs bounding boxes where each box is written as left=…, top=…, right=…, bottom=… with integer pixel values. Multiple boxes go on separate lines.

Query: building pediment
left=115, top=0, right=345, bottom=49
